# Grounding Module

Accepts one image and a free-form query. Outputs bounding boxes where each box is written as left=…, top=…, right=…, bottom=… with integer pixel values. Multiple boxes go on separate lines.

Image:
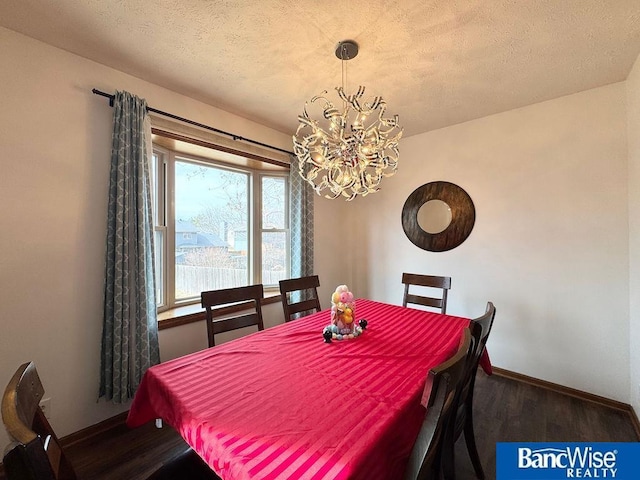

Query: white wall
left=0, top=27, right=342, bottom=452
left=627, top=52, right=640, bottom=415
left=353, top=83, right=631, bottom=402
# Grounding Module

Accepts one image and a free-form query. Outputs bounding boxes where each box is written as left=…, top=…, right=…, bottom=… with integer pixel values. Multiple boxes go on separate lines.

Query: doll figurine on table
left=330, top=285, right=356, bottom=335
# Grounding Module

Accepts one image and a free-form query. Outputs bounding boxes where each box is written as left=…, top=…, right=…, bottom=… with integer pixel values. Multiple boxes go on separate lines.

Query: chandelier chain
left=341, top=43, right=347, bottom=93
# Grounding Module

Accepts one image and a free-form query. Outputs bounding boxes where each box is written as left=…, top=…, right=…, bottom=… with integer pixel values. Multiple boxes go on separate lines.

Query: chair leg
left=441, top=424, right=456, bottom=480
left=440, top=443, right=455, bottom=480
left=463, top=402, right=485, bottom=480
left=432, top=445, right=444, bottom=480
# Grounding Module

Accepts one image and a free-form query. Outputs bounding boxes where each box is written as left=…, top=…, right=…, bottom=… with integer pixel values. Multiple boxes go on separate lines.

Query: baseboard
left=492, top=366, right=640, bottom=440
left=60, top=411, right=129, bottom=448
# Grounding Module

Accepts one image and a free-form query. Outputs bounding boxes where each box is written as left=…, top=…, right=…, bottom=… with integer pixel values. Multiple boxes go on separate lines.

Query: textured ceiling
left=2, top=0, right=640, bottom=137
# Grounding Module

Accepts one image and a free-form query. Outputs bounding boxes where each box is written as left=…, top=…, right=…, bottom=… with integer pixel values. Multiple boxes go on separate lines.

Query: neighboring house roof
left=175, top=220, right=229, bottom=248
left=197, top=232, right=227, bottom=248
left=176, top=220, right=198, bottom=233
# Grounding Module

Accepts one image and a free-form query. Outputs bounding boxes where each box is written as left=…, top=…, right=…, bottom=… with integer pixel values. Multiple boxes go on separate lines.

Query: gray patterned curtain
left=289, top=154, right=314, bottom=283
left=100, top=91, right=159, bottom=403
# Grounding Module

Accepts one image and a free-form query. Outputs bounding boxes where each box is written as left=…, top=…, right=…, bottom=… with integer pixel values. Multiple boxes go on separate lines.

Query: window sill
left=157, top=292, right=283, bottom=331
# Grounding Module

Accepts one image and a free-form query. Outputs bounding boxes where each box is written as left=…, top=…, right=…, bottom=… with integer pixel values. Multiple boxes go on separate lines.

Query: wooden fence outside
left=176, top=265, right=286, bottom=296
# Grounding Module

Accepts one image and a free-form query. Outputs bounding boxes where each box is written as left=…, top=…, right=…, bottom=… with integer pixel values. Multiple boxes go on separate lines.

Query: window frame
left=256, top=174, right=291, bottom=289
left=152, top=143, right=290, bottom=314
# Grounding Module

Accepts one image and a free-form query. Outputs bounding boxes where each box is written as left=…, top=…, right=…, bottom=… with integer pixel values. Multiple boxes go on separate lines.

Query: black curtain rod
left=92, top=89, right=294, bottom=156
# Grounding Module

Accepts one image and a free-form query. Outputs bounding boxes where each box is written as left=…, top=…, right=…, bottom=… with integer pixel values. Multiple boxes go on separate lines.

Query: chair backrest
left=451, top=301, right=497, bottom=440
left=404, top=328, right=473, bottom=480
left=402, top=273, right=452, bottom=314
left=201, top=284, right=265, bottom=348
left=2, top=362, right=77, bottom=480
left=278, top=275, right=321, bottom=322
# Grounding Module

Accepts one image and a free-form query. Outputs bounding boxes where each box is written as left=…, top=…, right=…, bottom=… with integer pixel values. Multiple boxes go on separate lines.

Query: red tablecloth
left=127, top=300, right=487, bottom=480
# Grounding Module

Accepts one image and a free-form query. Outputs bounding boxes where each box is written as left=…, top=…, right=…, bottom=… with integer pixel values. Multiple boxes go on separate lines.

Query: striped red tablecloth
left=127, top=299, right=477, bottom=480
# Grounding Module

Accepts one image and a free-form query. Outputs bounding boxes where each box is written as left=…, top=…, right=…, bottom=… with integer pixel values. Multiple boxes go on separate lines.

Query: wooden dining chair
left=2, top=362, right=219, bottom=480
left=404, top=328, right=472, bottom=480
left=402, top=273, right=452, bottom=314
left=2, top=361, right=76, bottom=480
left=442, top=302, right=496, bottom=480
left=278, top=275, right=321, bottom=322
left=201, top=284, right=265, bottom=348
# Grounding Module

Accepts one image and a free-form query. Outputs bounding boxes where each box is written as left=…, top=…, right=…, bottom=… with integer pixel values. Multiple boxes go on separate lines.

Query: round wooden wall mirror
left=401, top=181, right=475, bottom=252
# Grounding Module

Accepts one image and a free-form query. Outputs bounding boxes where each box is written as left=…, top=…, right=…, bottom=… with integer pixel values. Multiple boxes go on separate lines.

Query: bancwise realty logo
left=497, top=443, right=640, bottom=479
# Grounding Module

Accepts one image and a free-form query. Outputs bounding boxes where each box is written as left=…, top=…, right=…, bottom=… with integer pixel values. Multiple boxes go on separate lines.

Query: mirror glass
left=417, top=200, right=452, bottom=234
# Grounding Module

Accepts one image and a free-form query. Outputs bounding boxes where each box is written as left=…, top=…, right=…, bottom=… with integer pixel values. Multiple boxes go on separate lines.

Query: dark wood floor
left=64, top=421, right=196, bottom=479
left=2, top=372, right=637, bottom=480
left=452, top=372, right=638, bottom=478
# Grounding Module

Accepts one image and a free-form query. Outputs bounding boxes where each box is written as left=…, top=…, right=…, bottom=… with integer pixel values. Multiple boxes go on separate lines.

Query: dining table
left=127, top=299, right=491, bottom=480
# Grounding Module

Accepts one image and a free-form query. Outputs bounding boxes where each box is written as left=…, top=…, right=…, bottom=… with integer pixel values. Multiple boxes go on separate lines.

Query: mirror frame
left=401, top=181, right=475, bottom=252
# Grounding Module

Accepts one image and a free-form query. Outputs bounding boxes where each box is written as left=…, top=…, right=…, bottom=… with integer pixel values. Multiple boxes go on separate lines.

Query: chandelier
left=292, top=40, right=403, bottom=201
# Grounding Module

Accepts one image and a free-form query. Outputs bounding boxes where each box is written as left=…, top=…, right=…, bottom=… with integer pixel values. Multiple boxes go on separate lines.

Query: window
left=151, top=142, right=289, bottom=311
